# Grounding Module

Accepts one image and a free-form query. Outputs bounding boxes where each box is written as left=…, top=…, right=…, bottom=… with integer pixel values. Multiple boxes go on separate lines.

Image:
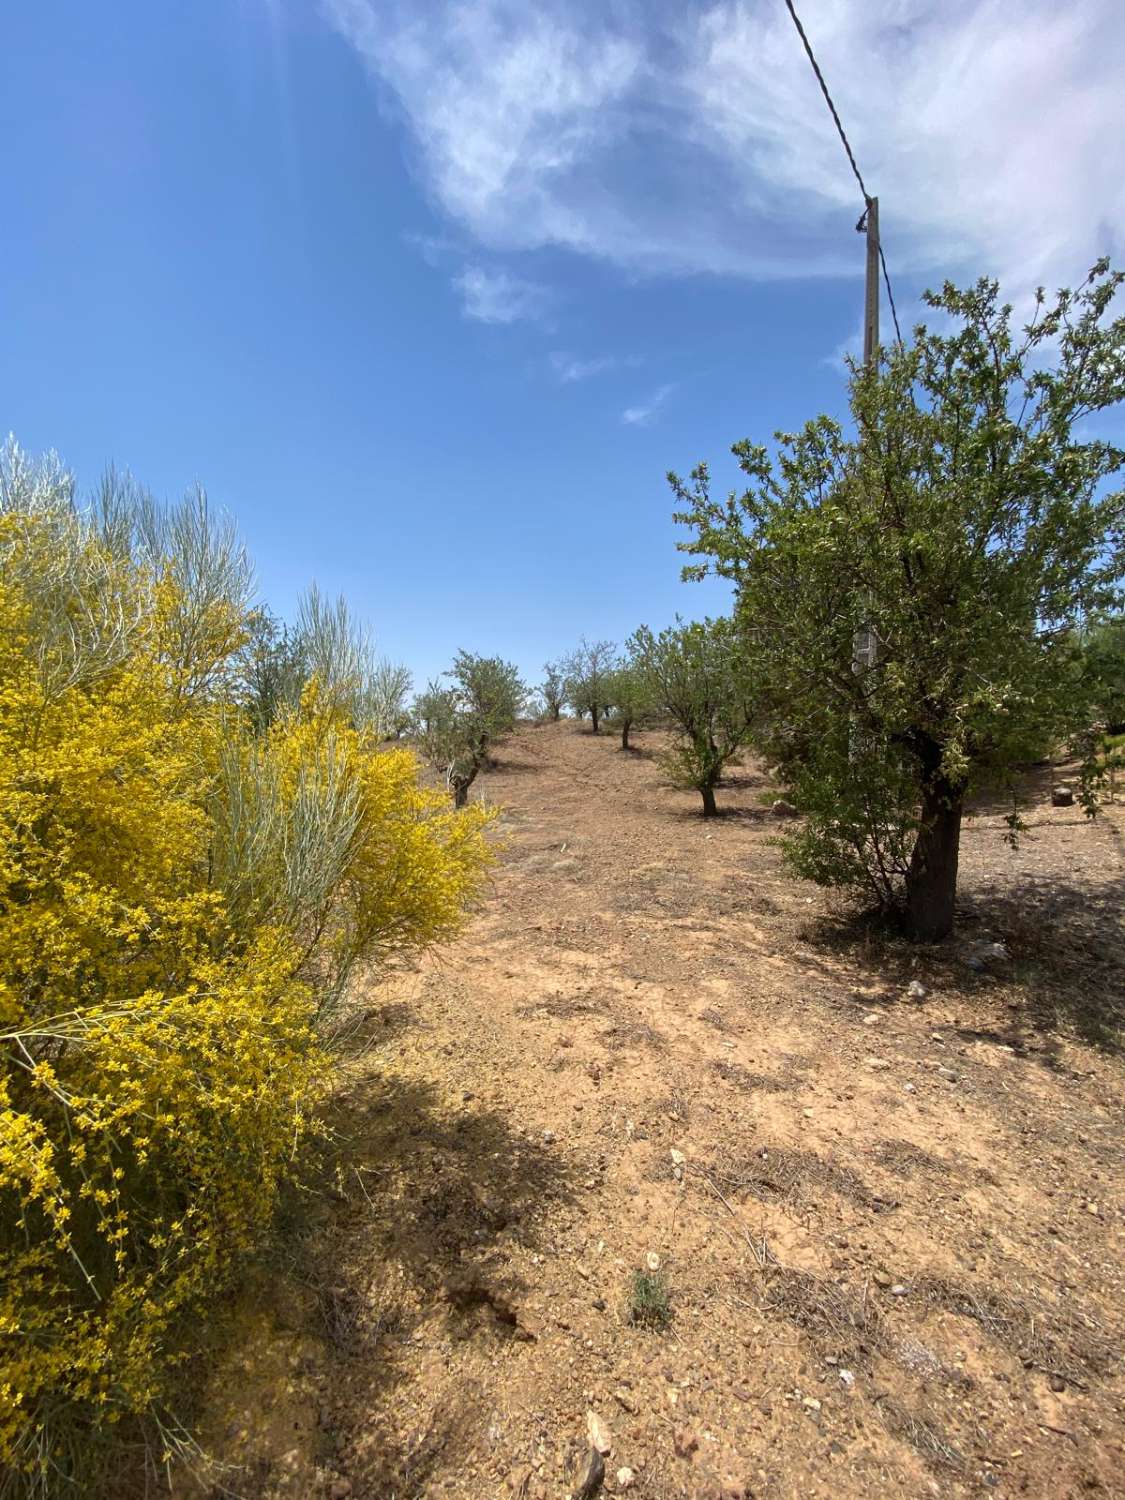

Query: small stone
left=592, top=1298, right=607, bottom=1312
left=670, top=1149, right=686, bottom=1167
left=586, top=1409, right=613, bottom=1456
left=771, top=798, right=799, bottom=817
left=1049, top=1373, right=1066, bottom=1393
left=646, top=1252, right=661, bottom=1272
left=839, top=1369, right=855, bottom=1388
left=329, top=1481, right=353, bottom=1500
left=937, top=1065, right=959, bottom=1082
left=572, top=1446, right=605, bottom=1500
left=673, top=1428, right=699, bottom=1459
left=802, top=1107, right=815, bottom=1118
left=873, top=1271, right=893, bottom=1288
left=862, top=1012, right=883, bottom=1026
left=1052, top=784, right=1074, bottom=807
left=1087, top=1202, right=1100, bottom=1216
left=542, top=1129, right=556, bottom=1143
left=616, top=1468, right=636, bottom=1491
left=891, top=1284, right=908, bottom=1296
left=866, top=1057, right=892, bottom=1071
left=906, top=980, right=928, bottom=1001
left=903, top=1083, right=916, bottom=1093
left=613, top=1387, right=637, bottom=1413
left=802, top=1396, right=822, bottom=1412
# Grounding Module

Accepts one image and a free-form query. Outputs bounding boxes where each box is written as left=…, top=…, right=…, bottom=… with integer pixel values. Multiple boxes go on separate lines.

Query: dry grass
left=914, top=1275, right=1116, bottom=1386
left=760, top=1266, right=883, bottom=1362
left=710, top=1059, right=790, bottom=1093
left=878, top=1398, right=966, bottom=1471
left=708, top=1145, right=874, bottom=1210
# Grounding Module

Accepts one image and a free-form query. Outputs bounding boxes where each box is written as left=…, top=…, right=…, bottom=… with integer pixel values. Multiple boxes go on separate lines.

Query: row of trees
left=459, top=264, right=1123, bottom=948
left=532, top=628, right=755, bottom=815
left=227, top=258, right=1125, bottom=952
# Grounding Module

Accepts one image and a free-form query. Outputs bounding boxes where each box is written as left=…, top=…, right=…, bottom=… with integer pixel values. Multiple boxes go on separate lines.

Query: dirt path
left=189, top=723, right=1125, bottom=1500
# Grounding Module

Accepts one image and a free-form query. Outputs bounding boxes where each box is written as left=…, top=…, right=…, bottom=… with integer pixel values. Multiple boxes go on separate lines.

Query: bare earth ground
left=182, top=722, right=1125, bottom=1500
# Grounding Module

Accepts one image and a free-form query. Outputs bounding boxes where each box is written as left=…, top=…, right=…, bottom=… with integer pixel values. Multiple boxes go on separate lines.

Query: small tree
left=541, top=659, right=566, bottom=722
left=630, top=618, right=752, bottom=815
left=673, top=263, right=1125, bottom=938
left=368, top=656, right=413, bottom=739
left=416, top=651, right=525, bottom=806
left=1082, top=613, right=1125, bottom=733
left=236, top=607, right=305, bottom=733
left=607, top=660, right=656, bottom=750
left=564, top=637, right=616, bottom=733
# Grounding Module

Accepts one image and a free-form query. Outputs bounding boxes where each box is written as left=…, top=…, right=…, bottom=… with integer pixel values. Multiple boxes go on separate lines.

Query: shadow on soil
left=269, top=1048, right=579, bottom=1498
left=801, top=872, right=1125, bottom=1054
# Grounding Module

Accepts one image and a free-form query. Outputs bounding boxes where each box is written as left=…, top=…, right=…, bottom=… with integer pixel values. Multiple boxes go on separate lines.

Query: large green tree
left=673, top=263, right=1125, bottom=939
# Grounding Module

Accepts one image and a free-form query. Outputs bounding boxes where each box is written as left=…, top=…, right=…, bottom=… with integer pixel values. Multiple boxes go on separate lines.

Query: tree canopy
left=673, top=262, right=1125, bottom=936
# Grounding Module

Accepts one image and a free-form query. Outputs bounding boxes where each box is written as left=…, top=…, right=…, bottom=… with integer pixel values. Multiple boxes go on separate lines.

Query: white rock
left=906, top=980, right=928, bottom=1001
left=616, top=1468, right=636, bottom=1490
left=839, top=1369, right=855, bottom=1388
left=586, top=1409, right=613, bottom=1456
left=670, top=1149, right=686, bottom=1167
left=646, top=1251, right=661, bottom=1272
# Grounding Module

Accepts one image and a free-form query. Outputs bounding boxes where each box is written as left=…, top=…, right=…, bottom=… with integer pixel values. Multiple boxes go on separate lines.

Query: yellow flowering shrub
left=0, top=478, right=492, bottom=1492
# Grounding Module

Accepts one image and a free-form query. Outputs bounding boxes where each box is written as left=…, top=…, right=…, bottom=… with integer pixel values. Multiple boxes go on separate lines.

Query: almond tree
left=415, top=651, right=525, bottom=806
left=673, top=263, right=1125, bottom=938
left=563, top=638, right=616, bottom=733
left=629, top=618, right=752, bottom=815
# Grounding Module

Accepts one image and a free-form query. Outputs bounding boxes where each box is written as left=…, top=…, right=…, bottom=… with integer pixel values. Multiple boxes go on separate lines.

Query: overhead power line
left=782, top=0, right=903, bottom=346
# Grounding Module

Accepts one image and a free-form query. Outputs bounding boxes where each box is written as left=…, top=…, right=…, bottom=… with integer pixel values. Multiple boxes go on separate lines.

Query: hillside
left=184, top=721, right=1125, bottom=1500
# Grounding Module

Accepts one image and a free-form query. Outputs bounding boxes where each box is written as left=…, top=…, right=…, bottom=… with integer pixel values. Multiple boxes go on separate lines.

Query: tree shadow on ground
left=971, top=874, right=1125, bottom=1053
left=801, top=873, right=1125, bottom=1055
left=287, top=1059, right=578, bottom=1496
left=487, top=755, right=543, bottom=775
left=192, top=1025, right=579, bottom=1499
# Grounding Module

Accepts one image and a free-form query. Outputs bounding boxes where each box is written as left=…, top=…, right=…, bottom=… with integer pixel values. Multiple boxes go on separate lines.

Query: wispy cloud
left=325, top=0, right=1125, bottom=297
left=549, top=351, right=617, bottom=383
left=621, top=383, right=674, bottom=426
left=454, top=264, right=550, bottom=324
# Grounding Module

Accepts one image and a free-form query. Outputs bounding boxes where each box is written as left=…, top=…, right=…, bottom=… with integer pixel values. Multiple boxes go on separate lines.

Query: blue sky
left=3, top=0, right=1123, bottom=690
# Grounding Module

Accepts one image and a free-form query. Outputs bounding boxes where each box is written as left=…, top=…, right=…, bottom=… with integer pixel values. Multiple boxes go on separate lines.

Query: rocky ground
left=180, top=722, right=1125, bottom=1500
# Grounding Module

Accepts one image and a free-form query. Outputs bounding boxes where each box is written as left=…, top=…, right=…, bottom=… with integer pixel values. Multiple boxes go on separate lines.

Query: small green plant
left=627, top=1269, right=672, bottom=1329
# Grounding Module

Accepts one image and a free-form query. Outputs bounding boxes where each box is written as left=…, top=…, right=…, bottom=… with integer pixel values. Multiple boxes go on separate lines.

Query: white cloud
left=549, top=351, right=616, bottom=382
left=622, top=382, right=674, bottom=426
left=454, top=264, right=550, bottom=323
left=325, top=0, right=1125, bottom=297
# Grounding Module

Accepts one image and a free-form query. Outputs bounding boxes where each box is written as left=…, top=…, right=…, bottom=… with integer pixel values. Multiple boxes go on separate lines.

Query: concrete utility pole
left=853, top=195, right=881, bottom=696
left=862, top=195, right=880, bottom=370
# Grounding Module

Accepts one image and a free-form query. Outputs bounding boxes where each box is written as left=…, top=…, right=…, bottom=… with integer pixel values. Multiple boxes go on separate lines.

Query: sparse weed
left=627, top=1269, right=672, bottom=1330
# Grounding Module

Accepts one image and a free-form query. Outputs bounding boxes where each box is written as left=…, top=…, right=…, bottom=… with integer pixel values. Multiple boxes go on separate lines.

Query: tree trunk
left=453, top=780, right=469, bottom=809
left=620, top=718, right=631, bottom=751
left=591, top=705, right=600, bottom=735
left=905, top=769, right=964, bottom=940
left=700, top=782, right=718, bottom=817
